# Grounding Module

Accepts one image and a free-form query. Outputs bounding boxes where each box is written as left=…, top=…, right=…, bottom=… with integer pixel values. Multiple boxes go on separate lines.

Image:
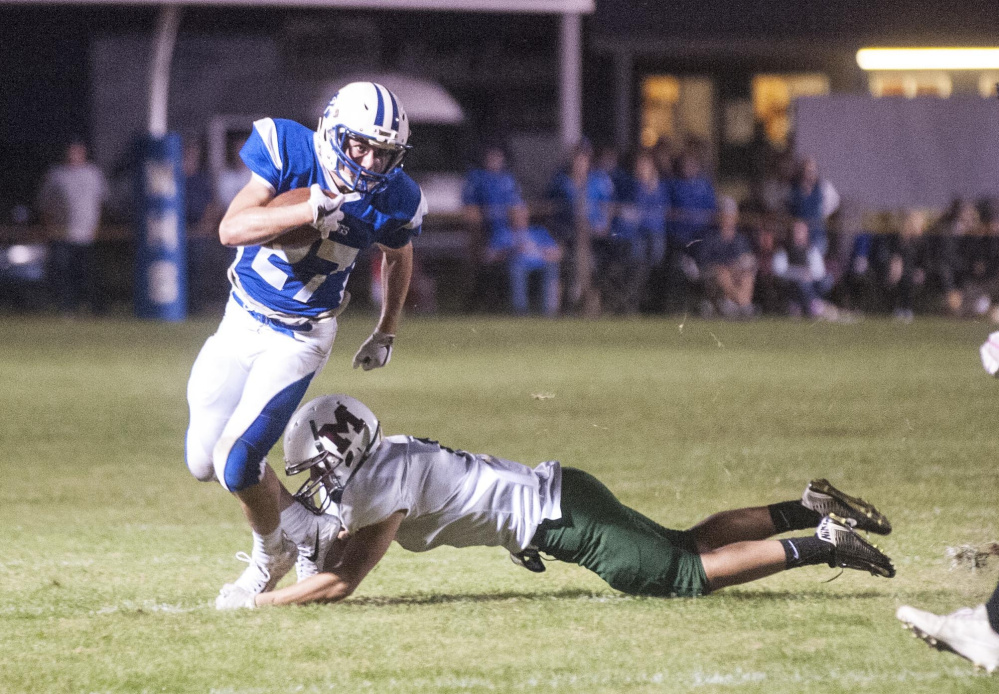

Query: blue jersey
left=230, top=118, right=426, bottom=320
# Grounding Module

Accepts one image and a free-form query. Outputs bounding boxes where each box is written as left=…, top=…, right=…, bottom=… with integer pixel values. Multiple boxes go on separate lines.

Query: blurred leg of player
left=896, top=582, right=999, bottom=672
left=186, top=299, right=337, bottom=593
left=691, top=479, right=892, bottom=588
left=534, top=471, right=894, bottom=597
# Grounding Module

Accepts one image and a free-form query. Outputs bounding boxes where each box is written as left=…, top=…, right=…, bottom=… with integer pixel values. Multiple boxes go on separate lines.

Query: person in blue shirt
left=665, top=149, right=716, bottom=313
left=698, top=197, right=758, bottom=318
left=484, top=205, right=562, bottom=316
left=461, top=143, right=527, bottom=312
left=461, top=143, right=524, bottom=241
left=546, top=142, right=614, bottom=316
left=610, top=149, right=670, bottom=313
left=182, top=136, right=226, bottom=315
left=184, top=82, right=427, bottom=604
left=787, top=155, right=839, bottom=256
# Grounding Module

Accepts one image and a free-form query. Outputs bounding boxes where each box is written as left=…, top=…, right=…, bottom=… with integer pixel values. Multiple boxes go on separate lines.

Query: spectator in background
left=36, top=140, right=109, bottom=315
left=594, top=144, right=628, bottom=197
left=747, top=212, right=785, bottom=316
left=546, top=141, right=614, bottom=317
left=754, top=150, right=796, bottom=216
left=772, top=219, right=836, bottom=319
left=462, top=142, right=525, bottom=249
left=611, top=148, right=670, bottom=313
left=182, top=136, right=224, bottom=315
left=215, top=133, right=251, bottom=209
left=966, top=197, right=999, bottom=321
left=833, top=229, right=879, bottom=315
left=699, top=196, right=758, bottom=319
left=484, top=206, right=562, bottom=317
left=787, top=155, right=839, bottom=255
left=461, top=142, right=527, bottom=312
left=927, top=197, right=978, bottom=316
left=650, top=135, right=677, bottom=179
left=665, top=148, right=716, bottom=313
left=879, top=209, right=930, bottom=322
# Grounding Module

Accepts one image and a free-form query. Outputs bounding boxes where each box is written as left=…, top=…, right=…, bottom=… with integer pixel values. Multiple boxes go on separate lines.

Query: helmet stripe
left=386, top=89, right=400, bottom=131
left=373, top=83, right=386, bottom=128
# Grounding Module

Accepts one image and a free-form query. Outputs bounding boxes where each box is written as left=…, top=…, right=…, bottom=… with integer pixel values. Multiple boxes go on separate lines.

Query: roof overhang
left=1, top=0, right=594, bottom=10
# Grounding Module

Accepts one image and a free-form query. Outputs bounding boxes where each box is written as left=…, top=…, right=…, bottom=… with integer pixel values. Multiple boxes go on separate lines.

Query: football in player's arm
left=217, top=394, right=896, bottom=609
left=185, top=82, right=427, bottom=606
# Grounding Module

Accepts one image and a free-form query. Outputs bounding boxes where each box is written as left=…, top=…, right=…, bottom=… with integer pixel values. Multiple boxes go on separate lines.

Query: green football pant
left=533, top=467, right=708, bottom=597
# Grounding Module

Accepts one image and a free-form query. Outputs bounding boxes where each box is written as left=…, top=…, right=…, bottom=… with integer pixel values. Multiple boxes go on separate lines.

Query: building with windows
left=586, top=0, right=999, bottom=199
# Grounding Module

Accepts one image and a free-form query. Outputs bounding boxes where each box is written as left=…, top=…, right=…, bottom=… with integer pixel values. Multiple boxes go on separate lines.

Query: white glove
left=308, top=184, right=345, bottom=238
left=980, top=332, right=999, bottom=377
left=353, top=331, right=395, bottom=371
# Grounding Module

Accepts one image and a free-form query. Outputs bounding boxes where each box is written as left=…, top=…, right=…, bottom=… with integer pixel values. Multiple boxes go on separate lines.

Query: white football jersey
left=335, top=436, right=562, bottom=554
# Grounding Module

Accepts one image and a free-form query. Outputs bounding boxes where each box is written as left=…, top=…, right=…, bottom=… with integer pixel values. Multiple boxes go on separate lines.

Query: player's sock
left=768, top=501, right=822, bottom=533
left=987, top=582, right=999, bottom=634
left=254, top=527, right=286, bottom=557
left=780, top=537, right=833, bottom=568
left=280, top=502, right=316, bottom=546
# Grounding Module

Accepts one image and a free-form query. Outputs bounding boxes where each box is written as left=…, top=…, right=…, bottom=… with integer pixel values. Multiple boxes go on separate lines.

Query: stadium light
left=857, top=48, right=999, bottom=71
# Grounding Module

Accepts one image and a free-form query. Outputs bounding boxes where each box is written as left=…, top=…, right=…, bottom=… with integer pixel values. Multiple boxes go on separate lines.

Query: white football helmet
left=317, top=82, right=411, bottom=194
left=284, top=394, right=382, bottom=513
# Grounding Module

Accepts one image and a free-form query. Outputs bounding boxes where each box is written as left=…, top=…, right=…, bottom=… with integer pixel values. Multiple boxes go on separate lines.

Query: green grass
left=1, top=312, right=998, bottom=692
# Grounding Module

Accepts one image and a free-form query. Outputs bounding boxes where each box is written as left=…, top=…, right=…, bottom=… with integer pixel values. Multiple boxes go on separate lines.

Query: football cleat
left=803, top=479, right=892, bottom=535
left=226, top=533, right=298, bottom=595
left=510, top=547, right=546, bottom=573
left=296, top=512, right=342, bottom=582
left=215, top=584, right=257, bottom=610
left=896, top=604, right=999, bottom=673
left=816, top=514, right=895, bottom=577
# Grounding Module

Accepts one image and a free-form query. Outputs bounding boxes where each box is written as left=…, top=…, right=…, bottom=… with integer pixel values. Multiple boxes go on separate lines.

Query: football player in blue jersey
left=185, top=82, right=428, bottom=601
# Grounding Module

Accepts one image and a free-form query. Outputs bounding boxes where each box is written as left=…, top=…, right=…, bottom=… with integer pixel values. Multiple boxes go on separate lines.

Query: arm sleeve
left=378, top=178, right=427, bottom=248
left=239, top=119, right=284, bottom=190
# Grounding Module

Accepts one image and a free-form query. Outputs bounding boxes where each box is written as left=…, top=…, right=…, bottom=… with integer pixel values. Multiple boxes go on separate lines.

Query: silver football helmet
left=317, top=81, right=411, bottom=194
left=284, top=394, right=382, bottom=513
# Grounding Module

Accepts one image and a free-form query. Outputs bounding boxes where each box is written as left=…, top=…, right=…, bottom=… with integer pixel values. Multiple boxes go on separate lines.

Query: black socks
left=768, top=500, right=823, bottom=534
left=780, top=537, right=833, bottom=569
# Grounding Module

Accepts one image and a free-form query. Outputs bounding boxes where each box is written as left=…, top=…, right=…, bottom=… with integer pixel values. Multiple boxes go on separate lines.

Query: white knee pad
left=185, top=428, right=219, bottom=483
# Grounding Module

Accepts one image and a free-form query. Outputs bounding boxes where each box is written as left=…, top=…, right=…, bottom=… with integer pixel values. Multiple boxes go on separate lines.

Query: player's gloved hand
left=980, top=331, right=999, bottom=376
left=352, top=331, right=395, bottom=371
left=308, top=184, right=345, bottom=238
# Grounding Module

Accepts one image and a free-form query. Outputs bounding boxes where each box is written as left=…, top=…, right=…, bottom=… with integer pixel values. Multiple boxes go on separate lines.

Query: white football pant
left=185, top=298, right=338, bottom=491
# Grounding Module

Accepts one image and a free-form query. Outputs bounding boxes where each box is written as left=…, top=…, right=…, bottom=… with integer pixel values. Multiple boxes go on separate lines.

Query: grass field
left=2, top=312, right=998, bottom=693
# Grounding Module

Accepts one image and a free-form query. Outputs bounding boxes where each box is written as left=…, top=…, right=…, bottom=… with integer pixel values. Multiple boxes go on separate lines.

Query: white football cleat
left=896, top=604, right=999, bottom=673
left=226, top=533, right=297, bottom=596
left=215, top=584, right=257, bottom=610
left=295, top=512, right=342, bottom=582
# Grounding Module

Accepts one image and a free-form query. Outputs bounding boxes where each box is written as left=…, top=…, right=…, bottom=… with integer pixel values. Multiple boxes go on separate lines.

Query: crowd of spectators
left=461, top=136, right=999, bottom=322
left=8, top=132, right=999, bottom=324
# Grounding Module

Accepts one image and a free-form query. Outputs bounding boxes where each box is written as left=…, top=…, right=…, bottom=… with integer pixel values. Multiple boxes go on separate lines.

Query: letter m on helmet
left=311, top=404, right=367, bottom=466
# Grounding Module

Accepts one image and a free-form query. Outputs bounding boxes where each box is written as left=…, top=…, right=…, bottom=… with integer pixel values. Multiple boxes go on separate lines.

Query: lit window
left=751, top=74, right=830, bottom=148
left=639, top=76, right=714, bottom=151
left=868, top=71, right=952, bottom=98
